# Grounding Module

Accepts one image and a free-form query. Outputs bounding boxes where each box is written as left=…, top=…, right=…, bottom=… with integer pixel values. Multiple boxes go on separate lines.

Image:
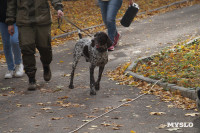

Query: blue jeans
left=0, top=23, right=22, bottom=71
left=98, top=0, right=123, bottom=42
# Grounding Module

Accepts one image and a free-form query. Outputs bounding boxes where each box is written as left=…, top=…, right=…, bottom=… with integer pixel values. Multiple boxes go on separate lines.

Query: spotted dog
left=69, top=32, right=112, bottom=95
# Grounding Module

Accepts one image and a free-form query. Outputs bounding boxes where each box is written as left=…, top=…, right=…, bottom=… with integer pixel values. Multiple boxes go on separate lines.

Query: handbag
left=120, top=3, right=139, bottom=27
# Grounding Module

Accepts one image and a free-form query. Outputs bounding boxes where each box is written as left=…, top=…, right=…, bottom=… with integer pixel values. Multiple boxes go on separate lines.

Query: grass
left=132, top=39, right=200, bottom=88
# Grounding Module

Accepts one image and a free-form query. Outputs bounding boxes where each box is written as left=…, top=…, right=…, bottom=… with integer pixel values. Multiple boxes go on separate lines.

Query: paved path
left=0, top=4, right=200, bottom=133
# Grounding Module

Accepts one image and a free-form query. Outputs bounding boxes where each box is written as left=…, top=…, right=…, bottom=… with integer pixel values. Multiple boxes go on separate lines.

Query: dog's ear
left=107, top=36, right=113, bottom=48
left=91, top=39, right=95, bottom=47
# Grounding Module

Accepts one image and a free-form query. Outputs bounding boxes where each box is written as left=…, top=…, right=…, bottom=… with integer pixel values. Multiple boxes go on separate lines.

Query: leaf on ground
left=166, top=128, right=180, bottom=131
left=37, top=103, right=44, bottom=106
left=130, top=130, right=136, bottom=133
left=185, top=113, right=200, bottom=117
left=58, top=96, right=68, bottom=99
left=101, top=122, right=111, bottom=127
left=16, top=104, right=22, bottom=107
left=150, top=112, right=166, bottom=115
left=41, top=107, right=52, bottom=110
left=51, top=117, right=64, bottom=120
left=67, top=114, right=74, bottom=118
left=113, top=127, right=120, bottom=130
left=156, top=124, right=167, bottom=129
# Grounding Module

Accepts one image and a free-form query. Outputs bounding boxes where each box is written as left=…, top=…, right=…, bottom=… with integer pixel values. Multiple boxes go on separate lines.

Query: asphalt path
left=0, top=4, right=200, bottom=133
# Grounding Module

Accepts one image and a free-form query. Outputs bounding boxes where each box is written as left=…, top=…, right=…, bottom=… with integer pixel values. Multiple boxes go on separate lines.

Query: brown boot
left=43, top=65, right=51, bottom=81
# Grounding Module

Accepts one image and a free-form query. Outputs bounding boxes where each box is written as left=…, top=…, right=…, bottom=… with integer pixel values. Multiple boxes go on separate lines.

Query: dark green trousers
left=18, top=24, right=52, bottom=78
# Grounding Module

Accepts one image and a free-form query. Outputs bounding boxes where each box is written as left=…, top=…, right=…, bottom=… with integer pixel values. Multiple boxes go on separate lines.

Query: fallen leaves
left=41, top=107, right=52, bottom=111
left=107, top=40, right=198, bottom=110
left=133, top=39, right=200, bottom=88
left=150, top=112, right=166, bottom=115
left=51, top=117, right=64, bottom=120
left=185, top=113, right=200, bottom=117
left=166, top=127, right=180, bottom=132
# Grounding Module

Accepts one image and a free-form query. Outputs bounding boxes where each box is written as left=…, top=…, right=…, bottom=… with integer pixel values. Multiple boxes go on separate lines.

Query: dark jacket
left=6, top=0, right=63, bottom=26
left=0, top=0, right=7, bottom=23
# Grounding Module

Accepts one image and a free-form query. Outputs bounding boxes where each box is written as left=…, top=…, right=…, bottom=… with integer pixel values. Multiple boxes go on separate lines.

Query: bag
left=120, top=3, right=139, bottom=27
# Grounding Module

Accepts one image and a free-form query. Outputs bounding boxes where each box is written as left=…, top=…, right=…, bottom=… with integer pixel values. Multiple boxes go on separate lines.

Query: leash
left=68, top=79, right=162, bottom=133
left=58, top=16, right=92, bottom=38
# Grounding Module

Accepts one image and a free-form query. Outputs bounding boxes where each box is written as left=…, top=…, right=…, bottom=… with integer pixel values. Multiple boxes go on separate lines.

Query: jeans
left=0, top=23, right=22, bottom=71
left=98, top=0, right=123, bottom=42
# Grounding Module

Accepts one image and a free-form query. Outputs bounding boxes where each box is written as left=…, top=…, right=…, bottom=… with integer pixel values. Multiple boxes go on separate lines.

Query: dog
left=69, top=31, right=112, bottom=95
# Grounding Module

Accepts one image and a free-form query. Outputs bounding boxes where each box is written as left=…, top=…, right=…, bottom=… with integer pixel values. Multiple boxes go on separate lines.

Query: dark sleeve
left=6, top=0, right=17, bottom=25
left=51, top=0, right=64, bottom=11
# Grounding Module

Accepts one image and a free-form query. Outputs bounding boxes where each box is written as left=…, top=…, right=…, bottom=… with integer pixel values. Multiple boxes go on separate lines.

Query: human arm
left=51, top=0, right=64, bottom=18
left=6, top=0, right=17, bottom=35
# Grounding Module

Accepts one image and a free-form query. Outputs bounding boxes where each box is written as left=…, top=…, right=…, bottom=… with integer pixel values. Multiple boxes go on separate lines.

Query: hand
left=129, top=0, right=134, bottom=5
left=57, top=10, right=64, bottom=18
left=8, top=25, right=15, bottom=36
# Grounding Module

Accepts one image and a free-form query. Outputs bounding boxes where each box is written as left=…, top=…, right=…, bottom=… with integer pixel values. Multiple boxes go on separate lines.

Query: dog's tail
left=78, top=30, right=82, bottom=39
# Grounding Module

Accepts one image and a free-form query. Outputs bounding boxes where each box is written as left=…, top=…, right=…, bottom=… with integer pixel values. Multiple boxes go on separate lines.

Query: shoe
left=28, top=78, right=37, bottom=91
left=108, top=45, right=115, bottom=51
left=5, top=70, right=14, bottom=79
left=113, top=32, right=121, bottom=47
left=14, top=64, right=24, bottom=77
left=43, top=65, right=51, bottom=81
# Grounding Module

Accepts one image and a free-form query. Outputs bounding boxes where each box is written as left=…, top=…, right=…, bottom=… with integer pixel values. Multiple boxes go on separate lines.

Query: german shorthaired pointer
left=69, top=32, right=112, bottom=95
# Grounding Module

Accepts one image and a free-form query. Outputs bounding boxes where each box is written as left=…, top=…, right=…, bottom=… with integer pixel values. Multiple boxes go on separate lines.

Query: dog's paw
left=90, top=90, right=96, bottom=95
left=95, top=84, right=100, bottom=91
left=69, top=84, right=74, bottom=89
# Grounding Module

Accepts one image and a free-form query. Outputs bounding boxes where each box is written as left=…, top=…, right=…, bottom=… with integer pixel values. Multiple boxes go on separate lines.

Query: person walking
left=6, top=0, right=64, bottom=90
left=0, top=0, right=24, bottom=79
left=98, top=0, right=134, bottom=51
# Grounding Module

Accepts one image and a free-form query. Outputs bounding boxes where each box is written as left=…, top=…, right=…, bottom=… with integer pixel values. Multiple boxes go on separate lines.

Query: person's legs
left=10, top=24, right=24, bottom=77
left=18, top=26, right=37, bottom=90
left=35, top=25, right=52, bottom=81
left=0, top=22, right=15, bottom=78
left=10, top=24, right=22, bottom=65
left=106, top=0, right=122, bottom=42
left=98, top=0, right=108, bottom=28
left=0, top=22, right=15, bottom=71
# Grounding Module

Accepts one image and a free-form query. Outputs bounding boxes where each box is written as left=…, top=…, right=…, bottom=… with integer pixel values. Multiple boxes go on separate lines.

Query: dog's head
left=91, top=32, right=112, bottom=52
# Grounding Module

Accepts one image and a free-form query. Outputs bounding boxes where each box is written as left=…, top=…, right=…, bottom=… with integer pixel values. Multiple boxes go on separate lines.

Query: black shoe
left=28, top=78, right=36, bottom=91
left=43, top=65, right=51, bottom=81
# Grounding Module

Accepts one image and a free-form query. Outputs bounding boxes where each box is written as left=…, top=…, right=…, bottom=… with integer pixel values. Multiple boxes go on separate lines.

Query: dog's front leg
left=69, top=59, right=79, bottom=89
left=95, top=65, right=104, bottom=91
left=90, top=65, right=96, bottom=95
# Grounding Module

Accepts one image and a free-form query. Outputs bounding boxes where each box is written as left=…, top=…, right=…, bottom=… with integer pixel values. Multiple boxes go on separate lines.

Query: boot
left=28, top=77, right=36, bottom=91
left=43, top=65, right=51, bottom=81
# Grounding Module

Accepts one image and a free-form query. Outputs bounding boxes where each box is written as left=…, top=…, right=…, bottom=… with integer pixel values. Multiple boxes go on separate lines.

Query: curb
left=125, top=37, right=200, bottom=101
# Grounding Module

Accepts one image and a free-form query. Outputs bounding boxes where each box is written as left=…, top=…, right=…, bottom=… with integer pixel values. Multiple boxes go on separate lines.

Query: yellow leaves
left=130, top=130, right=136, bottom=133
